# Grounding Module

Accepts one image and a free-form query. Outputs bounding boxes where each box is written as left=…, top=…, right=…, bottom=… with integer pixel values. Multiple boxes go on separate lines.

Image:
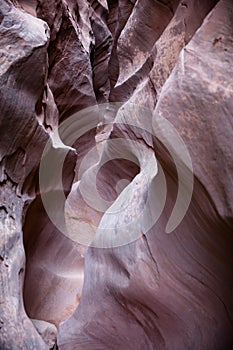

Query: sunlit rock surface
left=0, top=0, right=233, bottom=349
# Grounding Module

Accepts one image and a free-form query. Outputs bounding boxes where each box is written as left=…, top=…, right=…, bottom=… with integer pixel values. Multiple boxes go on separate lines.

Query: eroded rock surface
left=0, top=0, right=233, bottom=349
left=32, top=319, right=58, bottom=348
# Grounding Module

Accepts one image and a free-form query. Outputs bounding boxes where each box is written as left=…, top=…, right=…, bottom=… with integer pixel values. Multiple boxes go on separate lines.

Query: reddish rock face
left=0, top=0, right=233, bottom=349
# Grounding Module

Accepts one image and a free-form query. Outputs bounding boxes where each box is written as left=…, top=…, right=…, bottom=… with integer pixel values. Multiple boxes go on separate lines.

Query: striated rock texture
left=0, top=0, right=233, bottom=349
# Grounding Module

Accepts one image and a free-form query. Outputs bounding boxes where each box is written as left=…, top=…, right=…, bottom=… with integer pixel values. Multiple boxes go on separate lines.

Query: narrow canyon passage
left=0, top=0, right=233, bottom=349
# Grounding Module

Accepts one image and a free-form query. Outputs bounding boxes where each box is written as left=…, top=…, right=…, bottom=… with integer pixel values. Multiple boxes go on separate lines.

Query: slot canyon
left=0, top=0, right=233, bottom=349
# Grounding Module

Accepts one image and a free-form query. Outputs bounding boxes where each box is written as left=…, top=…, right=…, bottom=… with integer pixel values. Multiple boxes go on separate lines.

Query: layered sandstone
left=0, top=0, right=232, bottom=349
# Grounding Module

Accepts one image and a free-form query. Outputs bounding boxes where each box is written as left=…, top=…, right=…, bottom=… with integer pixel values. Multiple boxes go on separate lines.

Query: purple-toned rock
left=1, top=0, right=233, bottom=349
